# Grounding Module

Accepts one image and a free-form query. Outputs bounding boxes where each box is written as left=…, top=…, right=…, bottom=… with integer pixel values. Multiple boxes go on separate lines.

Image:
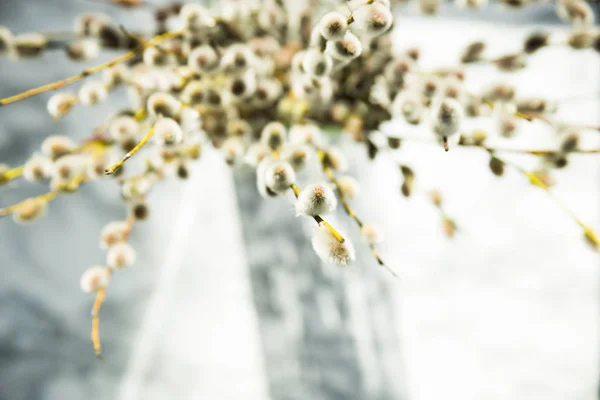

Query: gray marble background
left=1, top=1, right=599, bottom=400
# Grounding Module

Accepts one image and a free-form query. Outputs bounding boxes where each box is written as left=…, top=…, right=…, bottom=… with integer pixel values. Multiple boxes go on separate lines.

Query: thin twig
left=316, top=149, right=398, bottom=277
left=498, top=155, right=599, bottom=249
left=105, top=126, right=156, bottom=175
left=0, top=30, right=185, bottom=107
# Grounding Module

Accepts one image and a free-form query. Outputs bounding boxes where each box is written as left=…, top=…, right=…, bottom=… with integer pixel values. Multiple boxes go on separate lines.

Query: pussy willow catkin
left=0, top=0, right=599, bottom=358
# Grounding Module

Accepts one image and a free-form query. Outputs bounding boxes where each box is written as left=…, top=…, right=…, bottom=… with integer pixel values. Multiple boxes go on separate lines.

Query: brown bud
left=561, top=133, right=579, bottom=152
left=387, top=137, right=402, bottom=149
left=494, top=53, right=526, bottom=72
left=98, top=24, right=124, bottom=49
left=112, top=164, right=125, bottom=178
left=177, top=163, right=189, bottom=179
left=523, top=31, right=549, bottom=54
left=406, top=47, right=420, bottom=61
left=400, top=165, right=414, bottom=179
left=568, top=32, right=594, bottom=49
left=516, top=99, right=553, bottom=114
left=401, top=181, right=413, bottom=197
left=502, top=0, right=528, bottom=7
left=367, top=140, right=378, bottom=160
left=594, top=34, right=600, bottom=54
left=429, top=190, right=443, bottom=207
left=553, top=154, right=568, bottom=169
left=132, top=202, right=149, bottom=220
left=471, top=130, right=488, bottom=146
left=500, top=117, right=518, bottom=138
left=461, top=41, right=486, bottom=64
left=442, top=217, right=457, bottom=238
left=12, top=33, right=48, bottom=59
left=489, top=156, right=505, bottom=176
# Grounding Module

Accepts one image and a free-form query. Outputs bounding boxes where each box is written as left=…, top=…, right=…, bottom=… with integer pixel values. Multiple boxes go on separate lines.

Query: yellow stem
left=502, top=157, right=599, bottom=249
left=1, top=138, right=110, bottom=185
left=90, top=272, right=111, bottom=360
left=0, top=190, right=58, bottom=217
left=290, top=182, right=300, bottom=197
left=105, top=127, right=156, bottom=175
left=0, top=165, right=24, bottom=183
left=0, top=30, right=185, bottom=107
left=1, top=147, right=107, bottom=217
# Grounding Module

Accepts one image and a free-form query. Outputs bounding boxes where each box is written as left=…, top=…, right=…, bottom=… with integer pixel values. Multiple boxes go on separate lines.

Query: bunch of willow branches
left=0, top=0, right=599, bottom=358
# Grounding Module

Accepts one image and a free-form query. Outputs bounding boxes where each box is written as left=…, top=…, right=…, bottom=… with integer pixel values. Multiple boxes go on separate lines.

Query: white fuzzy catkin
left=455, top=0, right=488, bottom=9
left=326, top=31, right=363, bottom=61
left=260, top=121, right=287, bottom=150
left=295, top=182, right=337, bottom=216
left=154, top=118, right=183, bottom=147
left=222, top=137, right=246, bottom=165
left=109, top=116, right=139, bottom=143
left=99, top=220, right=129, bottom=250
left=78, top=80, right=108, bottom=106
left=228, top=70, right=257, bottom=99
left=47, top=92, right=78, bottom=119
left=13, top=198, right=47, bottom=224
left=282, top=145, right=311, bottom=172
left=244, top=143, right=272, bottom=167
left=180, top=3, right=216, bottom=31
left=430, top=97, right=464, bottom=139
left=289, top=124, right=322, bottom=146
left=121, top=178, right=152, bottom=200
left=337, top=175, right=360, bottom=199
left=319, top=11, right=348, bottom=41
left=80, top=266, right=111, bottom=293
left=312, top=225, right=355, bottom=266
left=182, top=80, right=206, bottom=105
left=52, top=154, right=90, bottom=180
left=324, top=147, right=349, bottom=172
left=221, top=44, right=256, bottom=73
left=264, top=160, right=296, bottom=193
left=302, top=49, right=334, bottom=78
left=143, top=46, right=174, bottom=68
left=0, top=26, right=13, bottom=53
left=74, top=12, right=110, bottom=36
left=352, top=2, right=393, bottom=37
left=41, top=136, right=77, bottom=159
left=292, top=50, right=307, bottom=73
left=360, top=223, right=383, bottom=244
left=256, top=158, right=277, bottom=198
left=107, top=242, right=137, bottom=269
left=87, top=156, right=109, bottom=179
left=556, top=0, right=594, bottom=25
left=102, top=64, right=130, bottom=87
left=188, top=45, right=220, bottom=74
left=23, top=153, right=53, bottom=182
left=147, top=92, right=181, bottom=118
left=391, top=91, right=424, bottom=124
left=11, top=32, right=47, bottom=59
left=66, top=38, right=100, bottom=62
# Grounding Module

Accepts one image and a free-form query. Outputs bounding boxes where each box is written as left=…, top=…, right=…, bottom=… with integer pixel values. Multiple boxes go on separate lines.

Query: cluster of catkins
left=0, top=0, right=599, bottom=356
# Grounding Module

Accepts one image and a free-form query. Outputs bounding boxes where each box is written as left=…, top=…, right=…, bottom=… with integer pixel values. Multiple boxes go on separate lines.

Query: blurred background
left=0, top=1, right=599, bottom=399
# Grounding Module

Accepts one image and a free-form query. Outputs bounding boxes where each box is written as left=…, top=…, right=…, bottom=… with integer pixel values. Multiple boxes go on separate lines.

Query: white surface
left=366, top=17, right=600, bottom=400
left=117, top=149, right=270, bottom=400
